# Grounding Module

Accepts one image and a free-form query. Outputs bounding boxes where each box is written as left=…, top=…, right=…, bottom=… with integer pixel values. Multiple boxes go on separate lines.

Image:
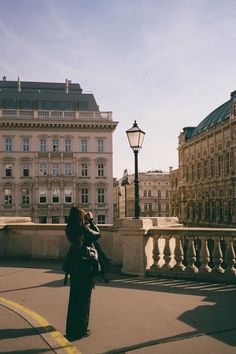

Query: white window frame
left=39, top=163, right=47, bottom=176
left=81, top=188, right=88, bottom=204
left=65, top=139, right=72, bottom=152
left=4, top=188, right=12, bottom=204
left=97, top=139, right=104, bottom=152
left=39, top=189, right=47, bottom=204
left=81, top=163, right=88, bottom=177
left=22, top=188, right=30, bottom=204
left=97, top=163, right=104, bottom=177
left=5, top=164, right=12, bottom=177
left=23, top=163, right=30, bottom=177
left=52, top=189, right=60, bottom=203
left=52, top=163, right=60, bottom=176
left=97, top=188, right=105, bottom=204
left=65, top=163, right=72, bottom=176
left=65, top=190, right=72, bottom=203
left=81, top=139, right=88, bottom=152
left=5, top=138, right=12, bottom=152
left=40, top=139, right=47, bottom=152
left=23, top=138, right=29, bottom=152
left=52, top=139, right=59, bottom=152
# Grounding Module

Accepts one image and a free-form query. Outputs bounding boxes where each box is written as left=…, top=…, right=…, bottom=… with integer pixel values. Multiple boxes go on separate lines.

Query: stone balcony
left=1, top=216, right=236, bottom=285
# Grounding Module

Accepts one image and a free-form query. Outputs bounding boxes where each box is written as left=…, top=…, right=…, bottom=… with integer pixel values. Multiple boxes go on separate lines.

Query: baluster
left=224, top=238, right=236, bottom=277
left=185, top=237, right=198, bottom=274
left=173, top=235, right=186, bottom=272
left=162, top=235, right=175, bottom=270
left=150, top=236, right=163, bottom=271
left=199, top=236, right=211, bottom=273
left=212, top=237, right=224, bottom=274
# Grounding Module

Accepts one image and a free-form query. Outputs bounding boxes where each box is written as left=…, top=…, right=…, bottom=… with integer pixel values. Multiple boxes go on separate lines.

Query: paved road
left=1, top=259, right=236, bottom=354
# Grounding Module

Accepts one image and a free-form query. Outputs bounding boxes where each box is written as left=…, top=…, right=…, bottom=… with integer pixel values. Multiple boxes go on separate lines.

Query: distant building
left=172, top=90, right=236, bottom=226
left=115, top=170, right=171, bottom=218
left=0, top=78, right=118, bottom=223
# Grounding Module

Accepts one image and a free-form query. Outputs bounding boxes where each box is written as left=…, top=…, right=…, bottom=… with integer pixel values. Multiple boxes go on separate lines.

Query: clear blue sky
left=1, top=0, right=236, bottom=178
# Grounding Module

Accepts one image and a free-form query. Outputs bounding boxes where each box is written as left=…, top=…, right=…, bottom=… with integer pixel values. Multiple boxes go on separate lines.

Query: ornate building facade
left=172, top=90, right=236, bottom=227
left=0, top=78, right=118, bottom=223
left=115, top=170, right=171, bottom=218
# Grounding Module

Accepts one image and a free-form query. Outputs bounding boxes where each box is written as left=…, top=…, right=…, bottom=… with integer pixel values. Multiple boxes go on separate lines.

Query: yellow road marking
left=0, top=296, right=81, bottom=354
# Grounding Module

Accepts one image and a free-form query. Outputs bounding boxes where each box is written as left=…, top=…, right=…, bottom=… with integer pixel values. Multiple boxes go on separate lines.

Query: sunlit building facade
left=173, top=90, right=236, bottom=227
left=116, top=170, right=171, bottom=218
left=0, top=78, right=118, bottom=223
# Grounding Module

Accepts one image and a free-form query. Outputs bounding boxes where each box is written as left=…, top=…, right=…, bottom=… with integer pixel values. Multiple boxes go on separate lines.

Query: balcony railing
left=147, top=227, right=236, bottom=284
left=0, top=109, right=113, bottom=121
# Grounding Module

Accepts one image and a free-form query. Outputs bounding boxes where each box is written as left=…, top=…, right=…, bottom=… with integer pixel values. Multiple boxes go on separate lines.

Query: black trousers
left=66, top=273, right=93, bottom=338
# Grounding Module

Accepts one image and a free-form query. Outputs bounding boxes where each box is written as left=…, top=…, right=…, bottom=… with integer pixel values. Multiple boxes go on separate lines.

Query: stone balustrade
left=147, top=227, right=236, bottom=284
left=1, top=217, right=236, bottom=284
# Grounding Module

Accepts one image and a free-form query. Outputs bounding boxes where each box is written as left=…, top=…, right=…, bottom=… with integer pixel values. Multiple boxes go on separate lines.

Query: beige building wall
left=173, top=90, right=236, bottom=227
left=115, top=170, right=171, bottom=218
left=0, top=85, right=118, bottom=224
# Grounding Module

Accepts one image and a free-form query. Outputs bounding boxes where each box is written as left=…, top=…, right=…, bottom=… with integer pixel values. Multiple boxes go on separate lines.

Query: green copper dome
left=191, top=99, right=231, bottom=137
left=183, top=92, right=235, bottom=140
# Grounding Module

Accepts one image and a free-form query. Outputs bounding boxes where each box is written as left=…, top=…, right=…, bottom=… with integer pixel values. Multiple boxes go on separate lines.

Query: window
left=97, top=188, right=105, bottom=203
left=5, top=164, right=12, bottom=177
left=52, top=189, right=60, bottom=203
left=52, top=164, right=60, bottom=176
left=52, top=216, right=60, bottom=224
left=165, top=191, right=169, bottom=198
left=40, top=139, right=47, bottom=152
left=97, top=139, right=104, bottom=152
left=39, top=216, right=47, bottom=224
left=39, top=189, right=47, bottom=203
left=65, top=163, right=72, bottom=176
left=81, top=163, right=88, bottom=177
left=4, top=189, right=12, bottom=204
left=23, top=138, right=29, bottom=152
left=65, top=190, right=72, bottom=203
left=65, top=139, right=72, bottom=152
left=158, top=190, right=161, bottom=198
left=23, top=164, right=30, bottom=177
left=148, top=190, right=151, bottom=197
left=5, top=138, right=12, bottom=152
left=97, top=215, right=105, bottom=224
left=22, top=188, right=30, bottom=205
left=81, top=188, right=88, bottom=204
left=143, top=190, right=147, bottom=197
left=197, top=162, right=201, bottom=179
left=218, top=155, right=223, bottom=176
left=210, top=158, right=215, bottom=177
left=52, top=139, right=59, bottom=152
left=203, top=160, right=208, bottom=178
left=39, top=163, right=47, bottom=176
left=225, top=152, right=231, bottom=175
left=97, top=163, right=104, bottom=177
left=81, top=139, right=88, bottom=152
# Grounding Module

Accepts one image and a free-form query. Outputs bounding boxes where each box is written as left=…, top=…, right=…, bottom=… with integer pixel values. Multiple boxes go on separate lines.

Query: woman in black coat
left=64, top=206, right=100, bottom=341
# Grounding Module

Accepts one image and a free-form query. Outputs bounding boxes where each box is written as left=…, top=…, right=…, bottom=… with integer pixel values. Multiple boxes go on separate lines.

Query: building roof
left=183, top=91, right=235, bottom=140
left=0, top=79, right=99, bottom=111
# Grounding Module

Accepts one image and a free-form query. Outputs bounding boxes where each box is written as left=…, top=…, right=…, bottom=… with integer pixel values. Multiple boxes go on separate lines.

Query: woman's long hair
left=66, top=207, right=86, bottom=242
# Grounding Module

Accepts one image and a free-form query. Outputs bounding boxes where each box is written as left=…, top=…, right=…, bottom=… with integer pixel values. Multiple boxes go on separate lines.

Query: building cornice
left=0, top=120, right=118, bottom=131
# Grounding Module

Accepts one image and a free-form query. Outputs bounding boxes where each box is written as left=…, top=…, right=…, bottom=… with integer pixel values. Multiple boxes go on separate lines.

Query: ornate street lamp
left=121, top=169, right=130, bottom=217
left=126, top=121, right=145, bottom=219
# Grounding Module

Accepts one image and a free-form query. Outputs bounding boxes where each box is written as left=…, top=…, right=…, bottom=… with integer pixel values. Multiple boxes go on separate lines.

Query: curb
left=0, top=296, right=81, bottom=354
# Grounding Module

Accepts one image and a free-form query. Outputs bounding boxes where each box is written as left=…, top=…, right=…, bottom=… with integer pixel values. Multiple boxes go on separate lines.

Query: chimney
left=65, top=79, right=69, bottom=94
left=17, top=76, right=21, bottom=92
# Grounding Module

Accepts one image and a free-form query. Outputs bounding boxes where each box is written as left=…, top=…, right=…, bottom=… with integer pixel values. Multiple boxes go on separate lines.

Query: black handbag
left=62, top=242, right=102, bottom=282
